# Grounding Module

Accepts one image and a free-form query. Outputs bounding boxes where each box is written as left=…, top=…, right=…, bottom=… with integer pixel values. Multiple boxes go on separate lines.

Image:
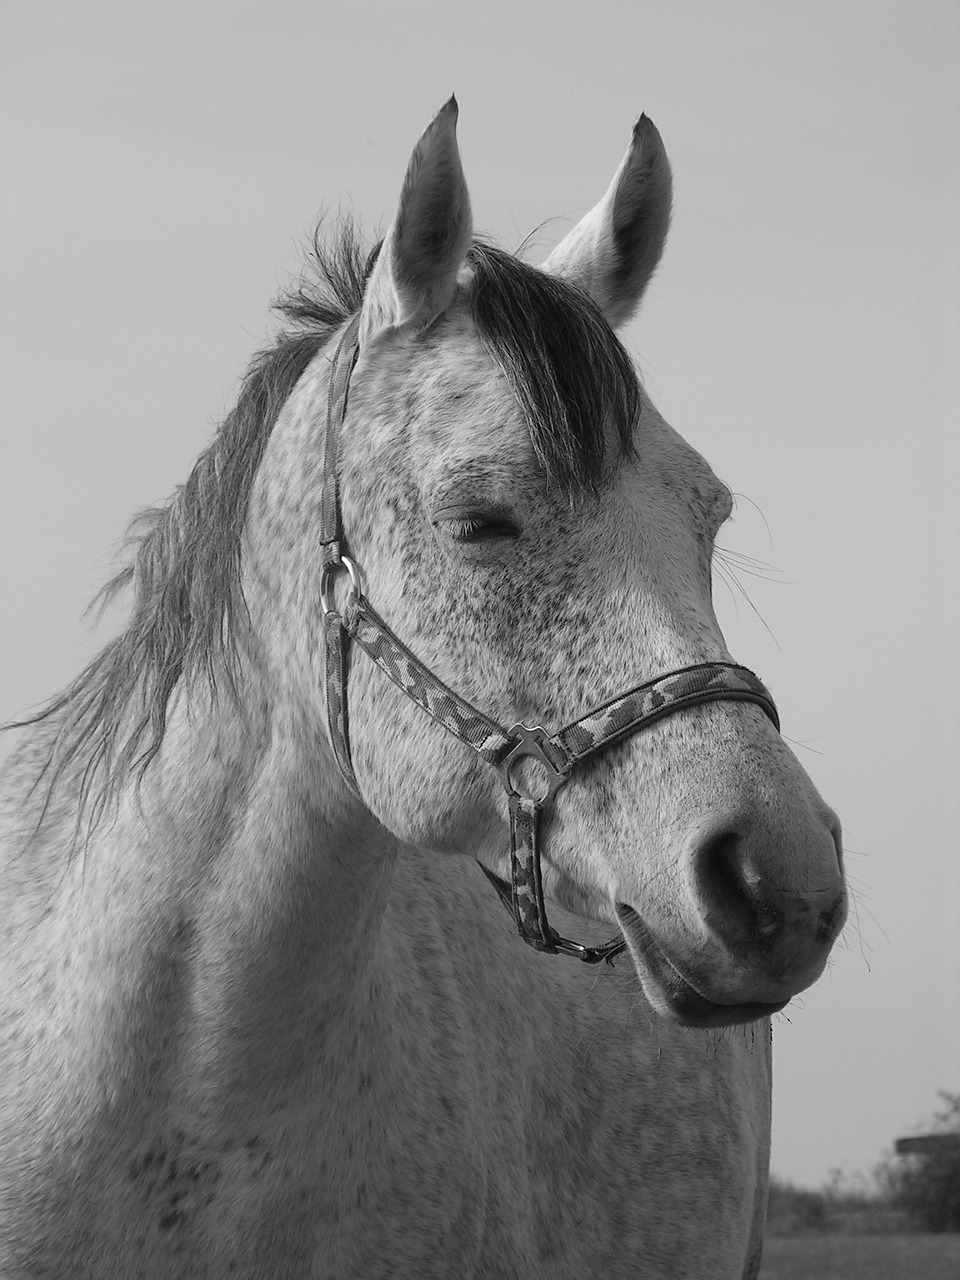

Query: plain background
left=1, top=0, right=957, bottom=1189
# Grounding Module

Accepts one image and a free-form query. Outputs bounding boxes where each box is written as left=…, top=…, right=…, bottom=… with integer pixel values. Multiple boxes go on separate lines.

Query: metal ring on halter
left=320, top=555, right=364, bottom=618
left=495, top=724, right=572, bottom=802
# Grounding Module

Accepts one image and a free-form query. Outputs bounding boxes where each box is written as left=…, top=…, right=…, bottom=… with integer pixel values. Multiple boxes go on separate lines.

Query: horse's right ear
left=359, top=98, right=473, bottom=343
left=542, top=115, right=672, bottom=329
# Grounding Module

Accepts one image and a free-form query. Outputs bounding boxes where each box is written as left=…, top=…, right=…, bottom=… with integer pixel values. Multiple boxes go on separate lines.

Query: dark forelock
left=466, top=243, right=640, bottom=493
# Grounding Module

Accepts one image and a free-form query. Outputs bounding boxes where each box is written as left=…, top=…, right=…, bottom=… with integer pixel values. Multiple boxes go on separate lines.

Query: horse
left=0, top=99, right=846, bottom=1279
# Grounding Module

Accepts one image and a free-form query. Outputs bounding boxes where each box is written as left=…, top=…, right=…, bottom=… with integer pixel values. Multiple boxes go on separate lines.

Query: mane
left=467, top=243, right=639, bottom=491
left=16, top=223, right=640, bottom=826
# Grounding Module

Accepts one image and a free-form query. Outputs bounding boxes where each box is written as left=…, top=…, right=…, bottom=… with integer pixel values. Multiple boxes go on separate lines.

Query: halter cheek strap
left=320, top=317, right=363, bottom=798
left=319, top=319, right=780, bottom=965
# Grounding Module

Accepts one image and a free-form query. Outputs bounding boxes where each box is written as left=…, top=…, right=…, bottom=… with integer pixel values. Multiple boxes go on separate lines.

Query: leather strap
left=320, top=314, right=362, bottom=566
left=320, top=317, right=363, bottom=792
left=324, top=612, right=362, bottom=798
left=344, top=596, right=511, bottom=763
left=557, top=661, right=780, bottom=761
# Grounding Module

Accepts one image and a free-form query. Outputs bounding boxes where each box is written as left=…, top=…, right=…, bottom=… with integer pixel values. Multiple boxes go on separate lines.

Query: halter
left=319, top=316, right=780, bottom=965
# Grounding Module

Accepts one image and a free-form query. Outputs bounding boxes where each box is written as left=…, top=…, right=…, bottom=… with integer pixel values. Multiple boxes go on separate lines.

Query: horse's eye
left=439, top=513, right=522, bottom=544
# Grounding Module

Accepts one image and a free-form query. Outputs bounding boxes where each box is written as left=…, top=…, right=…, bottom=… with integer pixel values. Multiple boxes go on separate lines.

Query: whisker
left=712, top=555, right=782, bottom=650
left=714, top=546, right=785, bottom=580
left=730, top=492, right=775, bottom=551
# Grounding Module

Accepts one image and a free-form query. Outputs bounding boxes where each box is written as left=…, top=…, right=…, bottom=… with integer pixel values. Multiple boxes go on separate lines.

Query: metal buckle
left=320, top=555, right=364, bottom=618
left=495, top=723, right=571, bottom=802
left=555, top=934, right=627, bottom=964
left=549, top=934, right=593, bottom=960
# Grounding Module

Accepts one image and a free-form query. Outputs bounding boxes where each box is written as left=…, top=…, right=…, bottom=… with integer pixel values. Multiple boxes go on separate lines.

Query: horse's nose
left=687, top=814, right=846, bottom=971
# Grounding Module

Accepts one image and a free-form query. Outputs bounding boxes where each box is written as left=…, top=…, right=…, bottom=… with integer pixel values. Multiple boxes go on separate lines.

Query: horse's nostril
left=692, top=828, right=769, bottom=944
left=830, top=817, right=844, bottom=870
left=817, top=892, right=847, bottom=943
left=690, top=819, right=846, bottom=957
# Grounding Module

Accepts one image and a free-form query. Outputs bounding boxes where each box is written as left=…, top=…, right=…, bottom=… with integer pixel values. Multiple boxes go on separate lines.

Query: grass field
left=760, top=1234, right=960, bottom=1279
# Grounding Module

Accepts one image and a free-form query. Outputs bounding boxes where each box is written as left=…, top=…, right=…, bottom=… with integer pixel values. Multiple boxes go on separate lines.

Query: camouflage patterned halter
left=319, top=317, right=781, bottom=964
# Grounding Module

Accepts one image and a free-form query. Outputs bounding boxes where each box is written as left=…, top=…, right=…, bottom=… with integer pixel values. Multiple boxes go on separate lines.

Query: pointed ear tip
left=633, top=113, right=666, bottom=144
left=422, top=96, right=460, bottom=142
left=630, top=114, right=669, bottom=167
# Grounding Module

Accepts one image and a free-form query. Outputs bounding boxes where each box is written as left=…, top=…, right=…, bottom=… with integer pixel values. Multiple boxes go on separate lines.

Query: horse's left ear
left=542, top=115, right=672, bottom=329
left=360, top=98, right=473, bottom=342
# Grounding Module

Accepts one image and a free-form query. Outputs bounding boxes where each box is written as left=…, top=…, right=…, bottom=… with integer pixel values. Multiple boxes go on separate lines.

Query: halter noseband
left=319, top=317, right=780, bottom=965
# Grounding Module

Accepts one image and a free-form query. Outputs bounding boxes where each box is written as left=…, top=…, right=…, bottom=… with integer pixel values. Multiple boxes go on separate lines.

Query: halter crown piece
left=319, top=316, right=781, bottom=964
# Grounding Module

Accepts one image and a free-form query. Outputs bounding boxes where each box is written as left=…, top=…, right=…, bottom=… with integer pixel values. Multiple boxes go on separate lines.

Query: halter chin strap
left=319, top=318, right=780, bottom=965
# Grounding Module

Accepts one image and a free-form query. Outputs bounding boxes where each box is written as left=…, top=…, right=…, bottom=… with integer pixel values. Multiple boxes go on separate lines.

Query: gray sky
left=2, top=0, right=958, bottom=1188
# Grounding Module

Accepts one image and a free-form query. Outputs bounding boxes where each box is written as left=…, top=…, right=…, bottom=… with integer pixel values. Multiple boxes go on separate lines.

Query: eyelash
left=441, top=514, right=521, bottom=544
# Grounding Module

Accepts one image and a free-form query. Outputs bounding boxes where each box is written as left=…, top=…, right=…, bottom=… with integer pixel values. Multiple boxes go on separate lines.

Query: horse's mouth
left=615, top=905, right=788, bottom=1028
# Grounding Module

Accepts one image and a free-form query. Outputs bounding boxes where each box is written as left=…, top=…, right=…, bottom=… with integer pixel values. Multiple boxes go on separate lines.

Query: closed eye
left=434, top=510, right=522, bottom=544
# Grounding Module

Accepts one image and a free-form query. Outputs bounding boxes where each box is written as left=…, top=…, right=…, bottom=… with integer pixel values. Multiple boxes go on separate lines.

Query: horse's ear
left=542, top=115, right=672, bottom=329
left=360, top=98, right=472, bottom=342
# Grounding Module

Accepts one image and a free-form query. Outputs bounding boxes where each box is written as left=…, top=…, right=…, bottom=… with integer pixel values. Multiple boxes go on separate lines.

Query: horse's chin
left=615, top=905, right=788, bottom=1029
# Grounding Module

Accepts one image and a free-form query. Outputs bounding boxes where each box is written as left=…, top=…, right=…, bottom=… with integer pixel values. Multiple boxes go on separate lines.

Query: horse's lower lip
left=615, top=905, right=788, bottom=1028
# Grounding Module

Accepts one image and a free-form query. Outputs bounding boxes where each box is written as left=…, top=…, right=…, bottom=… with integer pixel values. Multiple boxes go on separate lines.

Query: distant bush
left=766, top=1170, right=902, bottom=1238
left=880, top=1093, right=960, bottom=1233
left=766, top=1177, right=830, bottom=1236
left=768, top=1092, right=960, bottom=1237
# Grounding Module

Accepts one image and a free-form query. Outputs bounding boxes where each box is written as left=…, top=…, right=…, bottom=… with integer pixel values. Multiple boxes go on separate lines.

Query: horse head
left=245, top=99, right=846, bottom=1028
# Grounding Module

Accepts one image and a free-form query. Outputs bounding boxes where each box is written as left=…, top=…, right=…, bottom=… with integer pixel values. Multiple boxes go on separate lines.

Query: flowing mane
left=17, top=224, right=639, bottom=826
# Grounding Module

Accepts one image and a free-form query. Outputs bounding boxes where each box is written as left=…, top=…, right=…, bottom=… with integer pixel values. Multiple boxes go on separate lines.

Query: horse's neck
left=3, top=685, right=401, bottom=1116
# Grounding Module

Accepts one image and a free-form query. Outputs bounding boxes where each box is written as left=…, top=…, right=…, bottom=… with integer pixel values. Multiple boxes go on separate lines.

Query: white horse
left=0, top=100, right=845, bottom=1278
